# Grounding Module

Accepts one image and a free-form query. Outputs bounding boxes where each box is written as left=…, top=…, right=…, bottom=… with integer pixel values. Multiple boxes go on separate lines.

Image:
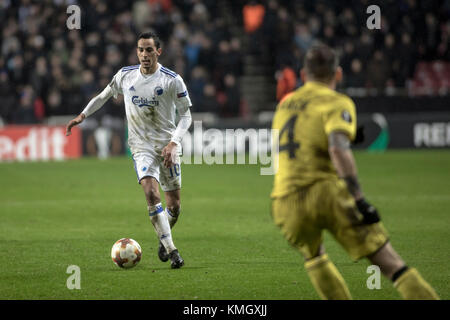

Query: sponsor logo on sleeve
left=177, top=91, right=187, bottom=98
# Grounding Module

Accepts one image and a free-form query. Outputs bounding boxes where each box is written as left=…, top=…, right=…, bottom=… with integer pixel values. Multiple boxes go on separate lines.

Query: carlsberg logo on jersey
left=132, top=96, right=159, bottom=107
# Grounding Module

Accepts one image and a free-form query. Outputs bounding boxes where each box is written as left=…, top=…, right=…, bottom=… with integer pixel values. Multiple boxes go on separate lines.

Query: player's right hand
left=356, top=198, right=381, bottom=224
left=161, top=141, right=178, bottom=168
left=65, top=113, right=86, bottom=136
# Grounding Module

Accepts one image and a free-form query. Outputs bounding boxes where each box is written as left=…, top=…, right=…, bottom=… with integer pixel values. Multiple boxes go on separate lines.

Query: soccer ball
left=111, top=238, right=142, bottom=269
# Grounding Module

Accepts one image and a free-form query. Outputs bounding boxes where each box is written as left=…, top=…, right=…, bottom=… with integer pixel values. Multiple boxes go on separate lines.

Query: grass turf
left=0, top=150, right=448, bottom=300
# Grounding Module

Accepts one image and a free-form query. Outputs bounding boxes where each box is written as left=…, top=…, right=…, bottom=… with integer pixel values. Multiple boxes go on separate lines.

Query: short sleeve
left=172, top=75, right=192, bottom=111
left=323, top=97, right=357, bottom=141
left=108, top=70, right=123, bottom=98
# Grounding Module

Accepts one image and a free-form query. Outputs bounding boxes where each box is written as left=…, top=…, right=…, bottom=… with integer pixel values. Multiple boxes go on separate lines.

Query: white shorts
left=132, top=149, right=181, bottom=192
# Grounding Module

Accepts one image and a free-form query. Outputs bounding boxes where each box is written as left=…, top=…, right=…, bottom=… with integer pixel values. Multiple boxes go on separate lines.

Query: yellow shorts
left=271, top=178, right=388, bottom=261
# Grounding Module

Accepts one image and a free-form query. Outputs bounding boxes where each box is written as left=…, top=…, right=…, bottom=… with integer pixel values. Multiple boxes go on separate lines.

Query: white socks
left=148, top=203, right=176, bottom=253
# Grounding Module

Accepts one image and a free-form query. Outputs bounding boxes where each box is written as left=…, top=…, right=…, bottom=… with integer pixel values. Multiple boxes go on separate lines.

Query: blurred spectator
left=80, top=70, right=97, bottom=100
left=340, top=41, right=356, bottom=72
left=355, top=30, right=371, bottom=57
left=159, top=36, right=185, bottom=75
left=367, top=50, right=390, bottom=93
left=189, top=66, right=208, bottom=111
left=423, top=12, right=440, bottom=60
left=197, top=83, right=220, bottom=114
left=8, top=54, right=26, bottom=84
left=294, top=23, right=313, bottom=52
left=273, top=6, right=293, bottom=55
left=184, top=31, right=203, bottom=76
left=12, top=85, right=38, bottom=124
left=437, top=21, right=450, bottom=60
left=214, top=40, right=234, bottom=87
left=276, top=66, right=297, bottom=101
left=384, top=34, right=397, bottom=65
left=243, top=0, right=266, bottom=54
left=397, top=33, right=417, bottom=83
left=220, top=74, right=241, bottom=117
left=228, top=37, right=244, bottom=76
left=262, top=0, right=279, bottom=38
left=148, top=0, right=173, bottom=13
left=46, top=87, right=64, bottom=116
left=345, top=59, right=366, bottom=88
left=243, top=0, right=265, bottom=33
left=197, top=35, right=215, bottom=74
left=0, top=70, right=15, bottom=122
left=29, top=57, right=49, bottom=101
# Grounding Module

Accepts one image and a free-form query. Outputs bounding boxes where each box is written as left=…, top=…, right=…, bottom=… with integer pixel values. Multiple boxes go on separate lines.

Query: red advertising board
left=0, top=125, right=82, bottom=161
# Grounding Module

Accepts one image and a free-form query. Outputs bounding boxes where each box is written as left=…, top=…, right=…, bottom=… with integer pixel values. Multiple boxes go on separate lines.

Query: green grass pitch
left=0, top=150, right=449, bottom=300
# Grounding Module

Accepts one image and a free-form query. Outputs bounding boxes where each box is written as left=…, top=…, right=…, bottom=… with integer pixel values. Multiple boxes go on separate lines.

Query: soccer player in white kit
left=65, top=32, right=192, bottom=269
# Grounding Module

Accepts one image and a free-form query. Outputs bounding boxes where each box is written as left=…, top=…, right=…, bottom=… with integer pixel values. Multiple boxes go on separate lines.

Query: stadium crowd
left=0, top=0, right=449, bottom=124
left=241, top=0, right=449, bottom=98
left=0, top=0, right=243, bottom=124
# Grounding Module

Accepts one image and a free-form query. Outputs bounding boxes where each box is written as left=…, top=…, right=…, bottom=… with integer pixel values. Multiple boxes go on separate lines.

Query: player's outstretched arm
left=328, top=130, right=381, bottom=224
left=65, top=85, right=115, bottom=136
left=65, top=113, right=86, bottom=136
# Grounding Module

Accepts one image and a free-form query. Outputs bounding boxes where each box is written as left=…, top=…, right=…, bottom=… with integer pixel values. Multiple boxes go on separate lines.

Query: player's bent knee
left=147, top=186, right=161, bottom=204
left=148, top=194, right=161, bottom=205
left=145, top=188, right=161, bottom=204
left=141, top=179, right=161, bottom=205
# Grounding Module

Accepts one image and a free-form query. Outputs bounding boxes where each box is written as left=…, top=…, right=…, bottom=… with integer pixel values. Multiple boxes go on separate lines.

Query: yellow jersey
left=271, top=81, right=357, bottom=198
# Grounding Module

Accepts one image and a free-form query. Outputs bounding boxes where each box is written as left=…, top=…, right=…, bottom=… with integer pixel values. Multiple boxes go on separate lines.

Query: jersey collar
left=139, top=63, right=161, bottom=81
left=304, top=81, right=330, bottom=89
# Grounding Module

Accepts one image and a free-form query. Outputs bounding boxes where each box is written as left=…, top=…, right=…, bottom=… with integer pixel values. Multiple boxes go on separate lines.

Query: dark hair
left=137, top=31, right=161, bottom=49
left=304, top=43, right=339, bottom=81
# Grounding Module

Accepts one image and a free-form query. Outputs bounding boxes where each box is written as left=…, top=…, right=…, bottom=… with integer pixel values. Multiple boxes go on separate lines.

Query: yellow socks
left=304, top=254, right=439, bottom=300
left=305, top=254, right=352, bottom=300
left=394, top=268, right=440, bottom=300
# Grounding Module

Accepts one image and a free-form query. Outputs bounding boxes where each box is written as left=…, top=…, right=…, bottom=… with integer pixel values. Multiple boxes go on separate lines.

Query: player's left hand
left=161, top=141, right=178, bottom=168
left=356, top=198, right=381, bottom=224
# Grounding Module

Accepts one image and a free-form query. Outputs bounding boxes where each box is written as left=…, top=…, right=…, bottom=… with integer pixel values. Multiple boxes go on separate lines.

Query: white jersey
left=109, top=63, right=192, bottom=153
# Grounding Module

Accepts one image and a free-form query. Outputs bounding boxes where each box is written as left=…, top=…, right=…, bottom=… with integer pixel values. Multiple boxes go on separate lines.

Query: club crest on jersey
left=131, top=95, right=159, bottom=108
left=154, top=86, right=163, bottom=96
left=341, top=110, right=352, bottom=123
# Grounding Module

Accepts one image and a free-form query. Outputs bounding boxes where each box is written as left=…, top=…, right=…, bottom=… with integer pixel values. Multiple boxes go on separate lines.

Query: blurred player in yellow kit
left=271, top=43, right=439, bottom=300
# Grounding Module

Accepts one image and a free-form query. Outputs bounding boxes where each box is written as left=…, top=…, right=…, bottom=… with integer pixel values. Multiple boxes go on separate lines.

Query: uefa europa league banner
left=0, top=125, right=82, bottom=161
